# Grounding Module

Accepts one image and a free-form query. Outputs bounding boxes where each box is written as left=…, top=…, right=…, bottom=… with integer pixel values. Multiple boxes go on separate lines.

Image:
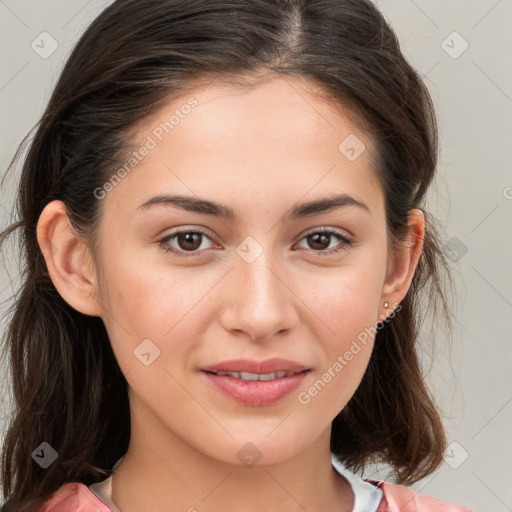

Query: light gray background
left=0, top=1, right=511, bottom=511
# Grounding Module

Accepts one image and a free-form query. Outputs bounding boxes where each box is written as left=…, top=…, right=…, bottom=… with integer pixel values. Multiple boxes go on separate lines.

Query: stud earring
left=384, top=301, right=389, bottom=308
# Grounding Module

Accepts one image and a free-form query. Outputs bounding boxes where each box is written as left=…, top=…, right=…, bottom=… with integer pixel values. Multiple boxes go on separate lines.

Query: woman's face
left=90, top=75, right=400, bottom=466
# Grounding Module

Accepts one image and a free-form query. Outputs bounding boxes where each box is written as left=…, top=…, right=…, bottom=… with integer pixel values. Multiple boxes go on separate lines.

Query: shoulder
left=369, top=480, right=474, bottom=512
left=35, top=482, right=112, bottom=512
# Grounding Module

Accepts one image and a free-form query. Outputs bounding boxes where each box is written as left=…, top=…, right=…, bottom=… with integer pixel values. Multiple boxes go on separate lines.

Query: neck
left=110, top=416, right=353, bottom=512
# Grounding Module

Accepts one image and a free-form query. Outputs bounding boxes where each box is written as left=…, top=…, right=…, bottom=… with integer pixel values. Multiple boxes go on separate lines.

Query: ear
left=381, top=208, right=425, bottom=312
left=36, top=200, right=103, bottom=317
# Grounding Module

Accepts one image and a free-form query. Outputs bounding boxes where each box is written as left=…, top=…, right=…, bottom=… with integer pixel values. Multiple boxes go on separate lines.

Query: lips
left=201, top=358, right=310, bottom=406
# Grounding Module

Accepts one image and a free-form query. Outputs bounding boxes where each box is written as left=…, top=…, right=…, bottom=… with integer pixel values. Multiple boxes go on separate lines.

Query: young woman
left=0, top=0, right=473, bottom=511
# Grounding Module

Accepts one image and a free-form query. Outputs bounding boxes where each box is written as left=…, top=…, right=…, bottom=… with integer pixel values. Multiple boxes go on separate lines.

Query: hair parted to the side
left=0, top=0, right=455, bottom=510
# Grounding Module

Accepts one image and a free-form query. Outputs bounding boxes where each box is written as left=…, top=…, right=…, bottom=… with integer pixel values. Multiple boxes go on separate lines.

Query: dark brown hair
left=0, top=0, right=455, bottom=510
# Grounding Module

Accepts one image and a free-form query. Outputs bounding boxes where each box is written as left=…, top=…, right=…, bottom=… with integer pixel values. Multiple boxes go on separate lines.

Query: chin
left=194, top=430, right=319, bottom=469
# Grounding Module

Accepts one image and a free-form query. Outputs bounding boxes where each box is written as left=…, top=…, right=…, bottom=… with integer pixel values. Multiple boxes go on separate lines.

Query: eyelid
left=301, top=225, right=353, bottom=240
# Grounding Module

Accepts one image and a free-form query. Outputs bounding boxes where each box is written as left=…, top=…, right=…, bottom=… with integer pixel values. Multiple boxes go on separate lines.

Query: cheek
left=98, top=254, right=221, bottom=388
left=298, top=282, right=378, bottom=421
left=295, top=259, right=384, bottom=412
left=102, top=246, right=207, bottom=337
left=302, top=254, right=385, bottom=339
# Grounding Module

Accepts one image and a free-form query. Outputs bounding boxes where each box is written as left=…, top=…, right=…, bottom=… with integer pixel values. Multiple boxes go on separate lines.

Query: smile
left=209, top=370, right=297, bottom=381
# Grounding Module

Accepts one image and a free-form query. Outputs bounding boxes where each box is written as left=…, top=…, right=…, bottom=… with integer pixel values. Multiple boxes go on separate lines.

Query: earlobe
left=36, top=200, right=103, bottom=317
left=381, top=208, right=425, bottom=308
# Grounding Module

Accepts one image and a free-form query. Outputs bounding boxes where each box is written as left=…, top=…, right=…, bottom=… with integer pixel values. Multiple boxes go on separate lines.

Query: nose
left=219, top=253, right=299, bottom=343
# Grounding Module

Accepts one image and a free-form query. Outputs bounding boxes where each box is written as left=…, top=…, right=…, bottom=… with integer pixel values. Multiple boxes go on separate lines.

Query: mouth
left=204, top=370, right=303, bottom=381
left=200, top=358, right=311, bottom=406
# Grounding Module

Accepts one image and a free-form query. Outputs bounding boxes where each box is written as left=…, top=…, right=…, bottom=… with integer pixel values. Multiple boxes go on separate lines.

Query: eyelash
left=158, top=227, right=354, bottom=258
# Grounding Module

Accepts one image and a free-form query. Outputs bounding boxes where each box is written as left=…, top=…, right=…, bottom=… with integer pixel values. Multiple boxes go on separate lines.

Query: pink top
left=34, top=479, right=473, bottom=512
left=32, top=482, right=472, bottom=512
left=34, top=454, right=473, bottom=512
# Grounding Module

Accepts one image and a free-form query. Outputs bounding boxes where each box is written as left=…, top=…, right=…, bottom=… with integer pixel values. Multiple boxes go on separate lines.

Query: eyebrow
left=136, top=192, right=371, bottom=221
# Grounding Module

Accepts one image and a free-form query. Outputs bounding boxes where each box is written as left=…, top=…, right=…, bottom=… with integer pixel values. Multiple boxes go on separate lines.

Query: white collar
left=330, top=452, right=383, bottom=512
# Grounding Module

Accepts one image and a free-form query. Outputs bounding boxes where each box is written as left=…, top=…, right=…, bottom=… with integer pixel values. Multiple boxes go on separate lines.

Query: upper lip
left=202, top=358, right=309, bottom=374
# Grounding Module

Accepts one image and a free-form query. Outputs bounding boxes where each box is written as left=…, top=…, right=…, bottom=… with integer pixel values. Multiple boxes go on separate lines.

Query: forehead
left=139, top=74, right=373, bottom=152
left=104, top=75, right=384, bottom=221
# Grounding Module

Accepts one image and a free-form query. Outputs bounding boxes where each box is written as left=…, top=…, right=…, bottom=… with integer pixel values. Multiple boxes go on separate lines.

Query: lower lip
left=202, top=370, right=309, bottom=406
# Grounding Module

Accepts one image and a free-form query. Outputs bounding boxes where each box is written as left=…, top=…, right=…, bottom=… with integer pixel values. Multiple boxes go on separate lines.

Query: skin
left=37, top=74, right=424, bottom=512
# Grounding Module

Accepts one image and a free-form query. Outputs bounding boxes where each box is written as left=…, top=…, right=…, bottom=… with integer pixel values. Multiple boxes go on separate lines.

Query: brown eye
left=175, top=232, right=203, bottom=251
left=306, top=232, right=331, bottom=251
left=159, top=229, right=216, bottom=257
left=296, top=228, right=353, bottom=256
